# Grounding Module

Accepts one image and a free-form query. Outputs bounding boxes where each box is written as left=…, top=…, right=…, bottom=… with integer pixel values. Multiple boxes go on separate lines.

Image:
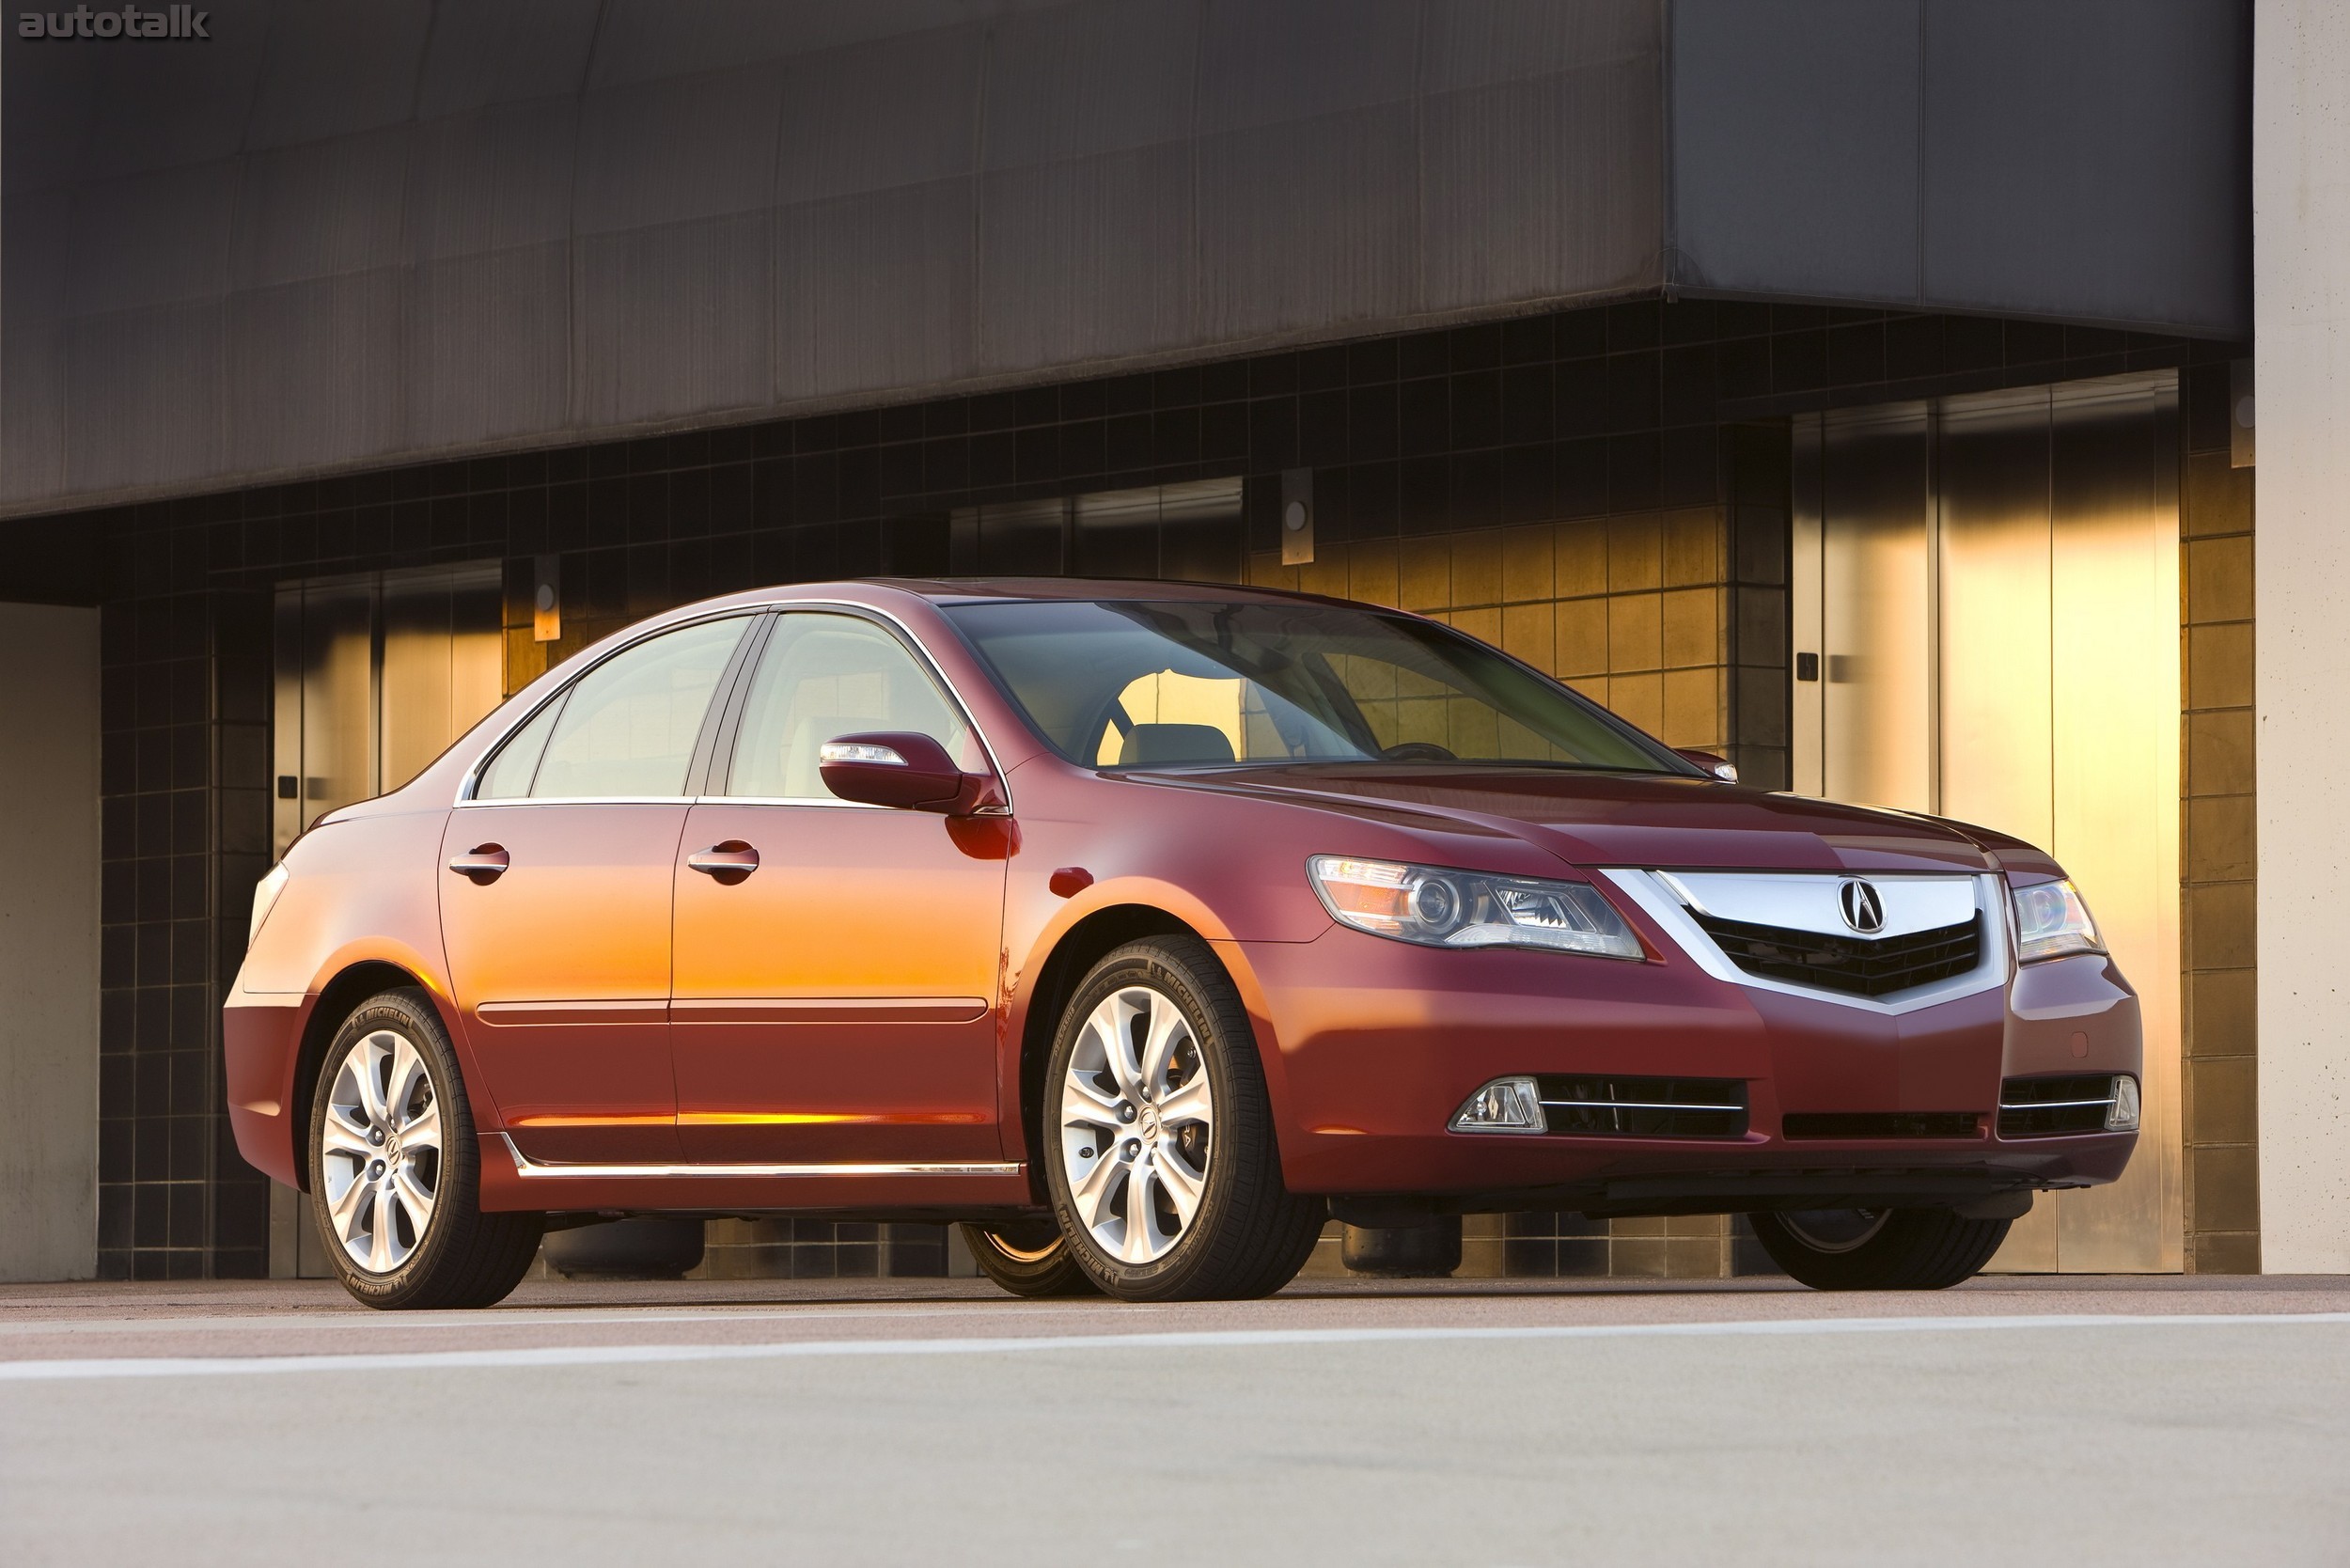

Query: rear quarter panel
left=226, top=808, right=469, bottom=1184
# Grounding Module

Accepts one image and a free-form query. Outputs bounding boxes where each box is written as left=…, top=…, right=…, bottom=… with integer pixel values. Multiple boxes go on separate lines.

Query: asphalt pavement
left=4, top=1274, right=2346, bottom=1566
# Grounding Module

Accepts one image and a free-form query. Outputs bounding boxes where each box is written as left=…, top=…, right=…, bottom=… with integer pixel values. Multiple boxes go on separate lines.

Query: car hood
left=1134, top=764, right=2030, bottom=875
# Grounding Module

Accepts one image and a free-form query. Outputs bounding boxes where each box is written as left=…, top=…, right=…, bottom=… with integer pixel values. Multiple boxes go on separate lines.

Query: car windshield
left=942, top=598, right=1694, bottom=774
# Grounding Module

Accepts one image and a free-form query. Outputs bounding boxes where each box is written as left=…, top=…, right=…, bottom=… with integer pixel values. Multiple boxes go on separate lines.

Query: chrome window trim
left=693, top=795, right=892, bottom=810
left=451, top=794, right=893, bottom=812
left=454, top=795, right=698, bottom=809
left=457, top=597, right=1015, bottom=811
left=499, top=1135, right=1022, bottom=1181
left=1604, top=869, right=2010, bottom=1016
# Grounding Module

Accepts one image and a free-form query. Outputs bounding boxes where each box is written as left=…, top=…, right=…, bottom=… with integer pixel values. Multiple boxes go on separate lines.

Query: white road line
left=5, top=1311, right=2348, bottom=1383
left=0, top=1304, right=1132, bottom=1339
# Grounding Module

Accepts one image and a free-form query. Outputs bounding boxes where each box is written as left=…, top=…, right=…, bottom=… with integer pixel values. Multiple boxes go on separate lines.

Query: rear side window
left=476, top=697, right=561, bottom=799
left=724, top=613, right=976, bottom=799
left=481, top=617, right=748, bottom=800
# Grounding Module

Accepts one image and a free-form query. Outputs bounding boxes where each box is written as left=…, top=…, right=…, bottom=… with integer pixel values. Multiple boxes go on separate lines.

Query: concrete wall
left=3, top=1, right=2256, bottom=524
left=0, top=604, right=100, bottom=1282
left=1669, top=0, right=2250, bottom=336
left=0, top=0, right=1666, bottom=516
left=2254, top=0, right=2350, bottom=1272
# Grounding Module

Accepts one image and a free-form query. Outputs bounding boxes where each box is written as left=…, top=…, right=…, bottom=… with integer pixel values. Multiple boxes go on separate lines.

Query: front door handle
left=686, top=840, right=760, bottom=885
left=448, top=844, right=509, bottom=884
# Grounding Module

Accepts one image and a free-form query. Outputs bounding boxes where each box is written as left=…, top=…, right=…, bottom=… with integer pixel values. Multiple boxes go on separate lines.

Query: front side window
left=943, top=599, right=1689, bottom=774
left=483, top=616, right=748, bottom=799
left=724, top=612, right=978, bottom=800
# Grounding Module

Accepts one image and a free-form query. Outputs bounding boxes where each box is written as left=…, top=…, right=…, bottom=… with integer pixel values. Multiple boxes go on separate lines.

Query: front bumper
left=1243, top=926, right=2141, bottom=1210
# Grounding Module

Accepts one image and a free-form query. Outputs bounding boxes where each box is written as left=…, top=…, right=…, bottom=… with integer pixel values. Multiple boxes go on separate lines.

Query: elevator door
left=270, top=561, right=505, bottom=1277
left=272, top=563, right=505, bottom=857
left=1792, top=373, right=2182, bottom=1272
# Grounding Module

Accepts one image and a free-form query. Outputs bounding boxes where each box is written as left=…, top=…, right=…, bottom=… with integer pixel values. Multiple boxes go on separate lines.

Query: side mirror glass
left=1674, top=747, right=1739, bottom=783
left=818, top=730, right=1000, bottom=815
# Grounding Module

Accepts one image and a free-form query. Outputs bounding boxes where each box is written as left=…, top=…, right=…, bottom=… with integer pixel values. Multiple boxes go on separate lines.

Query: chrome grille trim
left=1604, top=869, right=2011, bottom=1015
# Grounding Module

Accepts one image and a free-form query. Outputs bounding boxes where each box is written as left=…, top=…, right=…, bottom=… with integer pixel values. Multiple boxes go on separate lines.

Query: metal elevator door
left=268, top=561, right=506, bottom=1277
left=272, top=563, right=506, bottom=858
left=1791, top=372, right=2183, bottom=1273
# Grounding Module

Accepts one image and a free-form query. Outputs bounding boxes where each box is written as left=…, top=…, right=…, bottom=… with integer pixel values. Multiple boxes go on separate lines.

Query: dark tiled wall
left=37, top=296, right=2213, bottom=1278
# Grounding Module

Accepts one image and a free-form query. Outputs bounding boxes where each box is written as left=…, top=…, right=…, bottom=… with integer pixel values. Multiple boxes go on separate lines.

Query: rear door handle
left=685, top=840, right=760, bottom=884
left=447, top=844, right=509, bottom=883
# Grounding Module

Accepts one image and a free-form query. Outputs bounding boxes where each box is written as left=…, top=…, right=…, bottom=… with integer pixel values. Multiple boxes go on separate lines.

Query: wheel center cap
left=1136, top=1105, right=1162, bottom=1139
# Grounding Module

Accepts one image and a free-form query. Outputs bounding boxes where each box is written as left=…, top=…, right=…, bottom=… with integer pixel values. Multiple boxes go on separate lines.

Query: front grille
left=1998, top=1074, right=2118, bottom=1137
left=1781, top=1111, right=1983, bottom=1140
left=1691, top=912, right=1981, bottom=998
left=1534, top=1075, right=1747, bottom=1138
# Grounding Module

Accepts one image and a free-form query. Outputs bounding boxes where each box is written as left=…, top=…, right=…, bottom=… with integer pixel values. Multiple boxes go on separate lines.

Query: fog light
left=2106, top=1075, right=2140, bottom=1132
left=1449, top=1076, right=1545, bottom=1135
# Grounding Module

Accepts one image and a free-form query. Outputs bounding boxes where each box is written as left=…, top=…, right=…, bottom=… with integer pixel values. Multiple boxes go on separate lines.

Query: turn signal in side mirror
left=818, top=731, right=1002, bottom=815
left=1674, top=748, right=1739, bottom=782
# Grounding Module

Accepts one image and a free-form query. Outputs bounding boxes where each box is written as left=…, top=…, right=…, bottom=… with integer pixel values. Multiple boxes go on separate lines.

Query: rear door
left=440, top=614, right=756, bottom=1163
left=669, top=610, right=1008, bottom=1164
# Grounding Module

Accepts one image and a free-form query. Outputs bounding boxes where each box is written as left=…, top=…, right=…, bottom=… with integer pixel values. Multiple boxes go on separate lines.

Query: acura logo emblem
left=1839, top=878, right=1886, bottom=934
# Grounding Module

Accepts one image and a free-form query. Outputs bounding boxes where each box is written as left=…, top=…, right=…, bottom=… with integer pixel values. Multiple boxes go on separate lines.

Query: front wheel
left=307, top=988, right=543, bottom=1309
left=1042, top=937, right=1325, bottom=1302
left=1747, top=1207, right=2011, bottom=1291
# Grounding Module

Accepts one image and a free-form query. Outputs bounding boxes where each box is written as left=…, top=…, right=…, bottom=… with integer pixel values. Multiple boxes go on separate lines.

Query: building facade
left=4, top=0, right=2327, bottom=1284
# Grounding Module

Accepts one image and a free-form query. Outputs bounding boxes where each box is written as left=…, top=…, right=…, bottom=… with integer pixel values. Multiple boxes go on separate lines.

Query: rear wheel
left=959, top=1218, right=1101, bottom=1297
left=1747, top=1207, right=2011, bottom=1290
left=1042, top=937, right=1324, bottom=1302
left=307, top=988, right=543, bottom=1309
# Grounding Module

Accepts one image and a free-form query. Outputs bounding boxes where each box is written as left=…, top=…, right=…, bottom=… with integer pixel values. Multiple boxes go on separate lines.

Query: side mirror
left=818, top=731, right=1002, bottom=815
left=1675, top=748, right=1739, bottom=783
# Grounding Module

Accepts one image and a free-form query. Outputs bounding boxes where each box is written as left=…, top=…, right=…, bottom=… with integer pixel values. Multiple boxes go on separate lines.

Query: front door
left=670, top=611, right=1008, bottom=1164
left=439, top=614, right=754, bottom=1163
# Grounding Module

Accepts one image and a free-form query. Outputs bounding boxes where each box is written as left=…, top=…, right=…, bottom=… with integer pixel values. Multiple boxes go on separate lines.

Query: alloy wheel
left=319, top=1028, right=443, bottom=1273
left=1058, top=984, right=1215, bottom=1264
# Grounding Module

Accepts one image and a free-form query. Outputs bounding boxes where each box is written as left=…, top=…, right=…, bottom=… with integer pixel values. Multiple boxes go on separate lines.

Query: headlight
left=2011, top=878, right=2103, bottom=963
left=248, top=863, right=289, bottom=948
left=1308, top=855, right=1643, bottom=959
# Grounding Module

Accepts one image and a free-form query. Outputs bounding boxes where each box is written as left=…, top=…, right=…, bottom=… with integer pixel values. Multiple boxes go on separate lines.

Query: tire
left=1747, top=1207, right=2012, bottom=1291
left=959, top=1218, right=1102, bottom=1297
left=1041, top=936, right=1325, bottom=1302
left=306, top=988, right=544, bottom=1309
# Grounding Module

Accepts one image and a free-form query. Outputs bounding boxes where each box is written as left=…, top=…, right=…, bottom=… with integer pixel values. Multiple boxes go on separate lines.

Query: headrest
left=1119, top=723, right=1237, bottom=767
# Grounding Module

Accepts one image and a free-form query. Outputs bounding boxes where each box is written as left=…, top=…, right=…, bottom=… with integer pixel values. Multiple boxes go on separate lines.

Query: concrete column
left=2254, top=0, right=2350, bottom=1271
left=0, top=603, right=100, bottom=1281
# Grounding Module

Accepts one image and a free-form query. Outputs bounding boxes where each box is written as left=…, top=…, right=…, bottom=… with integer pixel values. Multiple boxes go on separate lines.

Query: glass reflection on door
left=1793, top=373, right=2182, bottom=1273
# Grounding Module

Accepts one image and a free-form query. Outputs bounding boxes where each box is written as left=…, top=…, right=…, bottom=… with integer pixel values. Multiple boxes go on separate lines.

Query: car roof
left=667, top=576, right=1371, bottom=618
left=866, top=576, right=1358, bottom=607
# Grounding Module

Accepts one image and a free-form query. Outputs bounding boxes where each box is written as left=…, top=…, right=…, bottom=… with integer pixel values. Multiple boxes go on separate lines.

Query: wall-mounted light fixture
left=532, top=555, right=560, bottom=642
left=1280, top=467, right=1314, bottom=566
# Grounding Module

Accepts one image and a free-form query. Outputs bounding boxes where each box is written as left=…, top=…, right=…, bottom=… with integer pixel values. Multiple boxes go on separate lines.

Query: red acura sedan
left=227, top=578, right=2139, bottom=1309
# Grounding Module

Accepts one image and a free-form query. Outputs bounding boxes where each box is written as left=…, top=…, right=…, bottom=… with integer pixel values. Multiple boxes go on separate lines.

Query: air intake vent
left=1998, top=1074, right=2120, bottom=1137
left=1533, top=1075, right=1747, bottom=1138
left=1781, top=1111, right=1982, bottom=1140
left=1691, top=913, right=1980, bottom=998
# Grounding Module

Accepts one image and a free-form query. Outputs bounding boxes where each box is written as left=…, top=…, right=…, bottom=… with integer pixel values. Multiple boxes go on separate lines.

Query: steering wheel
left=1379, top=741, right=1458, bottom=762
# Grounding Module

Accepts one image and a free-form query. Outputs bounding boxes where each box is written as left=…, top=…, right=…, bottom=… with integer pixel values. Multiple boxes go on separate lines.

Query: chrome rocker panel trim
left=498, top=1134, right=1024, bottom=1181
